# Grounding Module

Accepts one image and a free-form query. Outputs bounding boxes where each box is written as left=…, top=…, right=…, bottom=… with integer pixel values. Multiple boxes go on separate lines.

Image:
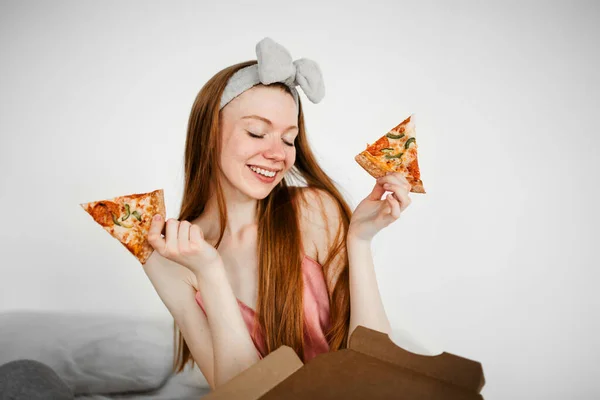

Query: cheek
left=223, top=137, right=253, bottom=160
left=219, top=143, right=246, bottom=173
left=286, top=148, right=296, bottom=168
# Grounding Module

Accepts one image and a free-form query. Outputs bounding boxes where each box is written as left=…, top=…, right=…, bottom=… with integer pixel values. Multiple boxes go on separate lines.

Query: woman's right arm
left=143, top=252, right=216, bottom=387
left=145, top=217, right=260, bottom=389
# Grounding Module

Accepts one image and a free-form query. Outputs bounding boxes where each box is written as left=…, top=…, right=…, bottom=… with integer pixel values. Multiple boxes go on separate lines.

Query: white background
left=1, top=1, right=599, bottom=398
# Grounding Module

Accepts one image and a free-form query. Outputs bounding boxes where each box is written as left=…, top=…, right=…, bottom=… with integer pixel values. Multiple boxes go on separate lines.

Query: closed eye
left=248, top=131, right=295, bottom=147
left=247, top=131, right=264, bottom=139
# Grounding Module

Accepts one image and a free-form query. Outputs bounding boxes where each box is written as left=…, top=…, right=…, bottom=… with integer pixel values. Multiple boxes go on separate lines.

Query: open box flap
left=202, top=346, right=303, bottom=400
left=349, top=326, right=486, bottom=393
left=203, top=326, right=485, bottom=399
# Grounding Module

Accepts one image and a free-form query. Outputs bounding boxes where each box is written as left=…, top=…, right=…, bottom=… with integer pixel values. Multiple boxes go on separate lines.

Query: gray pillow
left=0, top=311, right=175, bottom=395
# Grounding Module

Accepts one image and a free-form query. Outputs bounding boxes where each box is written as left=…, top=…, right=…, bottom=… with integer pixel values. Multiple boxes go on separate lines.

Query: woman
left=0, top=37, right=412, bottom=397
left=143, top=37, right=412, bottom=390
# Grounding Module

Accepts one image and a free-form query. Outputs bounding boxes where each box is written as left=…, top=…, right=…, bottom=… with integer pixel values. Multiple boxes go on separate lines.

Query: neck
left=199, top=179, right=259, bottom=242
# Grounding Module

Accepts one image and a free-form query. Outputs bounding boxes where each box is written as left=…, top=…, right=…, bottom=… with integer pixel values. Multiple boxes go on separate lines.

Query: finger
left=367, top=179, right=386, bottom=201
left=390, top=171, right=409, bottom=186
left=147, top=215, right=166, bottom=252
left=389, top=182, right=412, bottom=212
left=165, top=218, right=180, bottom=252
left=178, top=221, right=195, bottom=255
left=377, top=174, right=410, bottom=188
left=385, top=193, right=402, bottom=219
left=394, top=192, right=411, bottom=213
left=378, top=172, right=410, bottom=189
left=178, top=220, right=191, bottom=244
left=190, top=224, right=204, bottom=245
left=385, top=184, right=411, bottom=213
left=382, top=182, right=411, bottom=201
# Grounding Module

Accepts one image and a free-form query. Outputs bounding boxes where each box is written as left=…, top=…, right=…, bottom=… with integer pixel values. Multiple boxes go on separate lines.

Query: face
left=218, top=85, right=298, bottom=200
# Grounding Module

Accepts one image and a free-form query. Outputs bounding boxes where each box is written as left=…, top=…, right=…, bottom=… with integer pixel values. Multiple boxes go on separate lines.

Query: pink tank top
left=194, top=255, right=331, bottom=363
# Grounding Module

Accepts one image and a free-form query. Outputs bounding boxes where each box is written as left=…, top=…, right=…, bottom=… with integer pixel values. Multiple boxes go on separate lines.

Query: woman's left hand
left=348, top=172, right=412, bottom=242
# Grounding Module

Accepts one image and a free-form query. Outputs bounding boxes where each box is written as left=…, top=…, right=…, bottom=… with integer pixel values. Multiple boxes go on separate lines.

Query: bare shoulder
left=293, top=186, right=344, bottom=264
left=294, top=186, right=337, bottom=211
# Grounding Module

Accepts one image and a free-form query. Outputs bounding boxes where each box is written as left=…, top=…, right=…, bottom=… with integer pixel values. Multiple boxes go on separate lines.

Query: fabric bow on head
left=219, top=37, right=326, bottom=112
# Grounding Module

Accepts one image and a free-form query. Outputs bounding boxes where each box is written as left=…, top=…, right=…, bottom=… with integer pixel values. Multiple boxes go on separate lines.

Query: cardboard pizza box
left=203, top=326, right=486, bottom=399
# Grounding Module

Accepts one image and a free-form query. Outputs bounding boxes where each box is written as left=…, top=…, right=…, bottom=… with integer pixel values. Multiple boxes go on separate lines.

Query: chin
left=244, top=186, right=275, bottom=200
left=243, top=180, right=282, bottom=200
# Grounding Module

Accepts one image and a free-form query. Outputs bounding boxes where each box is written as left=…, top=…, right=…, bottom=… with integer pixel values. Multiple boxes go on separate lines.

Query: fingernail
left=154, top=215, right=161, bottom=221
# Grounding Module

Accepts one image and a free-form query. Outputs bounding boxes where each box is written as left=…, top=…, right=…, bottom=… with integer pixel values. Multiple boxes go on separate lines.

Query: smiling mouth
left=247, top=165, right=279, bottom=178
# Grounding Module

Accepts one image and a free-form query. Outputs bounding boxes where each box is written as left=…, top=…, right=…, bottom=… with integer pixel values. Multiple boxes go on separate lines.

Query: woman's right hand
left=147, top=215, right=223, bottom=277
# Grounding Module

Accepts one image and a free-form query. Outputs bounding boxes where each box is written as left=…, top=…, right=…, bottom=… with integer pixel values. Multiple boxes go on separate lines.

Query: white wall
left=1, top=1, right=598, bottom=398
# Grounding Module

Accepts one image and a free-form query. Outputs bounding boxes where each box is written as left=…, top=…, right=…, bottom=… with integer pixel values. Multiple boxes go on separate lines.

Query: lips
left=247, top=165, right=277, bottom=182
left=247, top=164, right=281, bottom=176
left=247, top=164, right=281, bottom=173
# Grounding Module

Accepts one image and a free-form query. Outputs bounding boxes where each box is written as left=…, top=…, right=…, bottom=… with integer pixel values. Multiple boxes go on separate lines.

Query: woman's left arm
left=346, top=234, right=392, bottom=342
left=346, top=172, right=413, bottom=345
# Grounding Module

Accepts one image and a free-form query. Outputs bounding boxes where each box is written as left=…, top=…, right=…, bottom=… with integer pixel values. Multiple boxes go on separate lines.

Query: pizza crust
left=139, top=189, right=166, bottom=264
left=354, top=152, right=388, bottom=179
left=355, top=152, right=426, bottom=194
left=139, top=243, right=154, bottom=264
left=409, top=180, right=426, bottom=194
left=153, top=189, right=166, bottom=217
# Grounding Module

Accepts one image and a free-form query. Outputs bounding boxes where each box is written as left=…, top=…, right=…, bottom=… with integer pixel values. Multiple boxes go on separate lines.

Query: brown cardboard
left=203, top=326, right=485, bottom=399
left=201, top=346, right=303, bottom=400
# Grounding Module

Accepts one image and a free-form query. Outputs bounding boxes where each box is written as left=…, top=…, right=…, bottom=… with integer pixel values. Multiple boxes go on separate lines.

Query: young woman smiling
left=142, top=37, right=412, bottom=390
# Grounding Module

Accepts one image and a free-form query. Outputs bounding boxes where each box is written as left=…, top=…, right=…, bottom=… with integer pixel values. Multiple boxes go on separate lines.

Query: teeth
left=249, top=166, right=276, bottom=178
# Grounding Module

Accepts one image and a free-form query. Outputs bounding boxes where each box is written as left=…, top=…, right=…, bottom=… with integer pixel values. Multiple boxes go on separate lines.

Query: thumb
left=147, top=214, right=166, bottom=254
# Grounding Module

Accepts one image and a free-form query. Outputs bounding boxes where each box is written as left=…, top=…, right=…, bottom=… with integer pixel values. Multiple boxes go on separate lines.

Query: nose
left=263, top=139, right=286, bottom=162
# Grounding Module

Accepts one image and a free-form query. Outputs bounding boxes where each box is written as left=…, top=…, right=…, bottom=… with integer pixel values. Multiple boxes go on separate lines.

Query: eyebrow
left=241, top=115, right=298, bottom=132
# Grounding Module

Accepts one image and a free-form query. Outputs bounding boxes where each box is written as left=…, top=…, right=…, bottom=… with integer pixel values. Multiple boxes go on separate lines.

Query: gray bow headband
left=219, top=37, right=325, bottom=113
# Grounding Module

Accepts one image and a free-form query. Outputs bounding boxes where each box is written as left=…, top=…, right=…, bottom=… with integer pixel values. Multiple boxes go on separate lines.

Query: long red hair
left=173, top=60, right=351, bottom=371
